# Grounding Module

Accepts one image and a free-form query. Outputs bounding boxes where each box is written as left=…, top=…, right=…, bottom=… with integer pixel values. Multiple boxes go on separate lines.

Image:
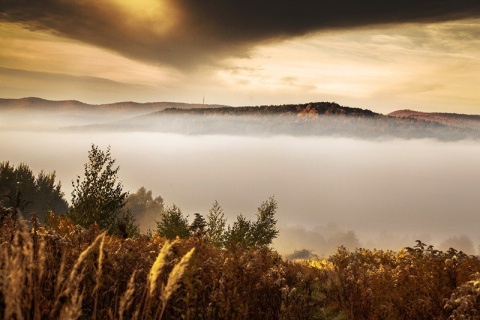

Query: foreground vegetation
left=1, top=215, right=480, bottom=319
left=2, top=146, right=480, bottom=319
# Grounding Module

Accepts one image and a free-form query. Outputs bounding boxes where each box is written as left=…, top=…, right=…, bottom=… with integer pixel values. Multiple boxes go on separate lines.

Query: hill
left=0, top=97, right=227, bottom=130
left=389, top=109, right=480, bottom=131
left=0, top=97, right=226, bottom=114
left=154, top=102, right=378, bottom=117
left=72, top=102, right=480, bottom=140
left=2, top=97, right=480, bottom=140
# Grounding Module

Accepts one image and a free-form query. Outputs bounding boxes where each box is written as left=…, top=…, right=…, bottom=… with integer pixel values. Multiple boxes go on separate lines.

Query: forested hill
left=76, top=102, right=480, bottom=140
left=389, top=109, right=480, bottom=131
left=156, top=102, right=379, bottom=117
left=2, top=97, right=480, bottom=140
left=0, top=98, right=376, bottom=117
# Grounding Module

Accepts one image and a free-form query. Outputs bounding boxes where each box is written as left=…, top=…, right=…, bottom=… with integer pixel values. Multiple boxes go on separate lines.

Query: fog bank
left=3, top=130, right=480, bottom=255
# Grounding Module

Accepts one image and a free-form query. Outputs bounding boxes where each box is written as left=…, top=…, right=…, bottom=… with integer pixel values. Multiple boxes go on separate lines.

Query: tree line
left=0, top=162, right=68, bottom=221
left=0, top=144, right=279, bottom=249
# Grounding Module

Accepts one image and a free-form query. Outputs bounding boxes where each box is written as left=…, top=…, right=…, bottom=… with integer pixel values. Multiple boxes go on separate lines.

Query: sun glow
left=110, top=0, right=179, bottom=34
left=112, top=0, right=164, bottom=15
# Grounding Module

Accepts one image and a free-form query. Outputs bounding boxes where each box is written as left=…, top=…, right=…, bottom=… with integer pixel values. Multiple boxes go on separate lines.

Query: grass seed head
left=148, top=240, right=175, bottom=296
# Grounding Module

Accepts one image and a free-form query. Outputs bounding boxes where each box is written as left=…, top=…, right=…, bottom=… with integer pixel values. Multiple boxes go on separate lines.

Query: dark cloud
left=1, top=0, right=480, bottom=69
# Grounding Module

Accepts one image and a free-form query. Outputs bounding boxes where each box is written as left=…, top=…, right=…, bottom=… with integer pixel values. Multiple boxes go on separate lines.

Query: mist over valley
left=2, top=98, right=480, bottom=256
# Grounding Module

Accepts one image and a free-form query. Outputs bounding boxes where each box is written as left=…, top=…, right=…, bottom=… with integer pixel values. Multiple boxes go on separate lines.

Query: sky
left=1, top=0, right=480, bottom=114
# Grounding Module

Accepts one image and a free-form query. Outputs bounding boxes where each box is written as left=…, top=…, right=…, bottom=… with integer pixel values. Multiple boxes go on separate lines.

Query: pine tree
left=189, top=213, right=207, bottom=237
left=205, top=200, right=226, bottom=247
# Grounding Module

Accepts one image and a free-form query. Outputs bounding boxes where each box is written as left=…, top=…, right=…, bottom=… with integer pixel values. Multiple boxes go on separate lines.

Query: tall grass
left=0, top=214, right=196, bottom=319
left=1, top=213, right=480, bottom=319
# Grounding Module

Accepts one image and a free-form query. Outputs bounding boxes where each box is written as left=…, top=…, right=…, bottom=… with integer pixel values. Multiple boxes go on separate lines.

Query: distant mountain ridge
left=0, top=97, right=228, bottom=130
left=2, top=97, right=480, bottom=140
left=78, top=102, right=479, bottom=140
left=388, top=109, right=480, bottom=131
left=0, top=97, right=227, bottom=112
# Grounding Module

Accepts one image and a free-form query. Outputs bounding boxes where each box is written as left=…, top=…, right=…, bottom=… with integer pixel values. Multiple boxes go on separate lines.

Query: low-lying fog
left=4, top=130, right=480, bottom=256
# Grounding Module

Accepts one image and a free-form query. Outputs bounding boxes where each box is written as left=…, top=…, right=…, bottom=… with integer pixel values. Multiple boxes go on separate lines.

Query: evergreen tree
left=156, top=204, right=190, bottom=240
left=205, top=200, right=227, bottom=247
left=189, top=213, right=207, bottom=237
left=66, top=145, right=130, bottom=232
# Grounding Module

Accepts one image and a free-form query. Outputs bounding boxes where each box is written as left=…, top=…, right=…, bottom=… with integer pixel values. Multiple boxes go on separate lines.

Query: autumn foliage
left=1, top=212, right=480, bottom=319
left=0, top=213, right=323, bottom=319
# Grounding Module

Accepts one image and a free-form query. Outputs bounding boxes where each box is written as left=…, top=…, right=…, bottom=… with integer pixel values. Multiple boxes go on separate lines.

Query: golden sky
left=1, top=0, right=480, bottom=113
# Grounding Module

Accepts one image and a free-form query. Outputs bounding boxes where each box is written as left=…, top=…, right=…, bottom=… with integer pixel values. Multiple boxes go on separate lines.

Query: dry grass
left=148, top=240, right=175, bottom=296
left=0, top=214, right=197, bottom=319
left=1, top=214, right=480, bottom=319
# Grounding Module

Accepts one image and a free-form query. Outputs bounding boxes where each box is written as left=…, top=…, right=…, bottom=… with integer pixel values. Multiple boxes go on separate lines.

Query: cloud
left=1, top=0, right=480, bottom=69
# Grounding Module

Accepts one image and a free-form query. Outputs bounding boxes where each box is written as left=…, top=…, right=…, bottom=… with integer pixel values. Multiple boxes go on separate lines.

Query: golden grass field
left=1, top=213, right=480, bottom=319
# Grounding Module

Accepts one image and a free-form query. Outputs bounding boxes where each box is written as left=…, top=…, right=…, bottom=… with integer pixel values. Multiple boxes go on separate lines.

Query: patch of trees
left=2, top=144, right=279, bottom=248
left=158, top=102, right=378, bottom=117
left=286, top=249, right=317, bottom=260
left=102, top=102, right=480, bottom=141
left=0, top=161, right=68, bottom=221
left=63, top=144, right=279, bottom=247
left=124, top=187, right=164, bottom=231
left=156, top=197, right=279, bottom=248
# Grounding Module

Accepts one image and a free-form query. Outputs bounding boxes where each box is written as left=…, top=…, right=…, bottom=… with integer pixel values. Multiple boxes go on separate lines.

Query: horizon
left=1, top=1, right=480, bottom=114
left=2, top=96, right=480, bottom=117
